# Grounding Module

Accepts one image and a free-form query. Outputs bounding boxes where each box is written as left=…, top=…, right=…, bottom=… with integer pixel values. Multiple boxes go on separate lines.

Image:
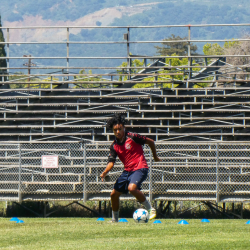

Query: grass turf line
left=0, top=218, right=249, bottom=250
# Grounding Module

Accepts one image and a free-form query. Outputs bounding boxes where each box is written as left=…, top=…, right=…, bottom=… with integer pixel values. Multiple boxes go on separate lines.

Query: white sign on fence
left=42, top=155, right=58, bottom=168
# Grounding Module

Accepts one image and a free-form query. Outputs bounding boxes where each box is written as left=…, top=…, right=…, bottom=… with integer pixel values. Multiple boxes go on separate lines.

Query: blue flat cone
left=97, top=218, right=105, bottom=221
left=245, top=220, right=250, bottom=224
left=201, top=219, right=210, bottom=223
left=178, top=220, right=189, bottom=225
left=10, top=217, right=19, bottom=222
left=153, top=220, right=162, bottom=224
left=16, top=220, right=24, bottom=224
left=119, top=218, right=128, bottom=223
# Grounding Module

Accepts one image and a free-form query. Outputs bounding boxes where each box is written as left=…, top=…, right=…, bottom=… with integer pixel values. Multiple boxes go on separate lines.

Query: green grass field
left=0, top=218, right=249, bottom=250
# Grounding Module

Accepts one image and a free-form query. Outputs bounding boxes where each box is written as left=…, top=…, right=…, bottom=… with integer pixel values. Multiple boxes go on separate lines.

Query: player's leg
left=110, top=188, right=122, bottom=222
left=127, top=168, right=148, bottom=202
left=128, top=168, right=156, bottom=220
left=127, top=183, right=146, bottom=202
left=110, top=170, right=128, bottom=222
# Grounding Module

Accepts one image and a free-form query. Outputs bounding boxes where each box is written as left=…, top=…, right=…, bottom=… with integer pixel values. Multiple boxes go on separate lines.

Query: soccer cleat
left=148, top=208, right=156, bottom=220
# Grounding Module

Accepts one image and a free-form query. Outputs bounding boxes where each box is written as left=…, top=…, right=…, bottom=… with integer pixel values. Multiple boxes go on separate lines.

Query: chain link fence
left=0, top=142, right=249, bottom=203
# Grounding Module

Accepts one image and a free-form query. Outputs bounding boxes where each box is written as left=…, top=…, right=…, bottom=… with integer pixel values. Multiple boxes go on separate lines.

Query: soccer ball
left=133, top=208, right=149, bottom=223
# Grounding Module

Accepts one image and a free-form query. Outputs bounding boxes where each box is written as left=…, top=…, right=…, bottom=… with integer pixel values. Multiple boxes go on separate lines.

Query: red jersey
left=108, top=131, right=148, bottom=172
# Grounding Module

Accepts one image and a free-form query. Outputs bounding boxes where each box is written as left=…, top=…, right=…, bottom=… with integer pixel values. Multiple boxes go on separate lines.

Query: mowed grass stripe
left=0, top=218, right=249, bottom=250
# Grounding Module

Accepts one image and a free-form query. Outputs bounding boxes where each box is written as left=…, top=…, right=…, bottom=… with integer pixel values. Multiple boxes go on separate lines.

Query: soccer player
left=100, top=113, right=161, bottom=222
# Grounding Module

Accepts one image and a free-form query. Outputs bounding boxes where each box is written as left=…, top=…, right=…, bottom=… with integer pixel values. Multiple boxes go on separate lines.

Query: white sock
left=141, top=200, right=152, bottom=210
left=112, top=211, right=119, bottom=222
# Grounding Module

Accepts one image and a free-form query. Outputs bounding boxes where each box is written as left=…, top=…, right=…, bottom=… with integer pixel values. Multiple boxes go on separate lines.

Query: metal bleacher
left=0, top=24, right=250, bottom=205
left=0, top=142, right=250, bottom=204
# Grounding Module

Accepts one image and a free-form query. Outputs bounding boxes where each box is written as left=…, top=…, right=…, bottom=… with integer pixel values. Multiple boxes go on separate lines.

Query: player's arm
left=100, top=143, right=117, bottom=181
left=100, top=162, right=114, bottom=182
left=145, top=138, right=161, bottom=162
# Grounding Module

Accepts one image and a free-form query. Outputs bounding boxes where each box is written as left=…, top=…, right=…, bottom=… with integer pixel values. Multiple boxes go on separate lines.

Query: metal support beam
left=202, top=201, right=233, bottom=218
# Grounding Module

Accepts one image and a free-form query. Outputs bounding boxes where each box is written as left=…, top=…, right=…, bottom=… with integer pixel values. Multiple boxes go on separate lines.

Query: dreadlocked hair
left=106, top=113, right=126, bottom=130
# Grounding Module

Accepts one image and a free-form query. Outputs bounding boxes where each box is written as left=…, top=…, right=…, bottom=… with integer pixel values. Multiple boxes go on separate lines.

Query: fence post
left=18, top=143, right=22, bottom=203
left=216, top=143, right=220, bottom=203
left=6, top=28, right=10, bottom=77
left=83, top=143, right=87, bottom=202
left=187, top=25, right=192, bottom=83
left=66, top=27, right=70, bottom=72
left=149, top=147, right=153, bottom=203
left=124, top=27, right=130, bottom=80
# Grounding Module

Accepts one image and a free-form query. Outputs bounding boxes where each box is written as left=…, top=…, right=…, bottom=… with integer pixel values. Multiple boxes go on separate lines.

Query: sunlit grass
left=0, top=218, right=250, bottom=249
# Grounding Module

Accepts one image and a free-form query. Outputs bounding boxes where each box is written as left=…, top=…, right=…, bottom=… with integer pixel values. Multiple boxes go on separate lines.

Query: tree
left=203, top=38, right=250, bottom=68
left=74, top=69, right=105, bottom=88
left=117, top=58, right=145, bottom=82
left=155, top=34, right=198, bottom=56
left=115, top=56, right=201, bottom=89
left=203, top=43, right=224, bottom=56
left=9, top=72, right=52, bottom=89
left=224, top=37, right=250, bottom=67
left=202, top=38, right=250, bottom=83
left=0, top=16, right=7, bottom=79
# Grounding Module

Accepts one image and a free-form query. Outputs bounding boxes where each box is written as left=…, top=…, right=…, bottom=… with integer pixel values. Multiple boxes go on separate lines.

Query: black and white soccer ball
left=133, top=208, right=149, bottom=223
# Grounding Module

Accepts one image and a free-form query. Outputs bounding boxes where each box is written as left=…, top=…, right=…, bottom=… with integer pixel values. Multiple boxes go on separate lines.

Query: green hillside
left=1, top=0, right=250, bottom=73
left=1, top=0, right=250, bottom=26
left=0, top=0, right=157, bottom=22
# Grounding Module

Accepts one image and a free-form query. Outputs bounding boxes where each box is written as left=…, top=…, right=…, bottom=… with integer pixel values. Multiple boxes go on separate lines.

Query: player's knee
left=110, top=190, right=116, bottom=198
left=128, top=184, right=137, bottom=193
left=111, top=189, right=120, bottom=199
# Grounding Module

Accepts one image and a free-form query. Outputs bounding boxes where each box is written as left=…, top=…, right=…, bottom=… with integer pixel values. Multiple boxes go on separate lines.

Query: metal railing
left=0, top=141, right=249, bottom=203
left=1, top=23, right=250, bottom=77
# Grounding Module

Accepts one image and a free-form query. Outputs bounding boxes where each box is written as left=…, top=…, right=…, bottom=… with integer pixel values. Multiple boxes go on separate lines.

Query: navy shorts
left=114, top=168, right=148, bottom=194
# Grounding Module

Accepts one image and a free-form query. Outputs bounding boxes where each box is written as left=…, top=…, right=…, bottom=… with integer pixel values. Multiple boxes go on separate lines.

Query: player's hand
left=154, top=156, right=161, bottom=162
left=100, top=172, right=107, bottom=182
